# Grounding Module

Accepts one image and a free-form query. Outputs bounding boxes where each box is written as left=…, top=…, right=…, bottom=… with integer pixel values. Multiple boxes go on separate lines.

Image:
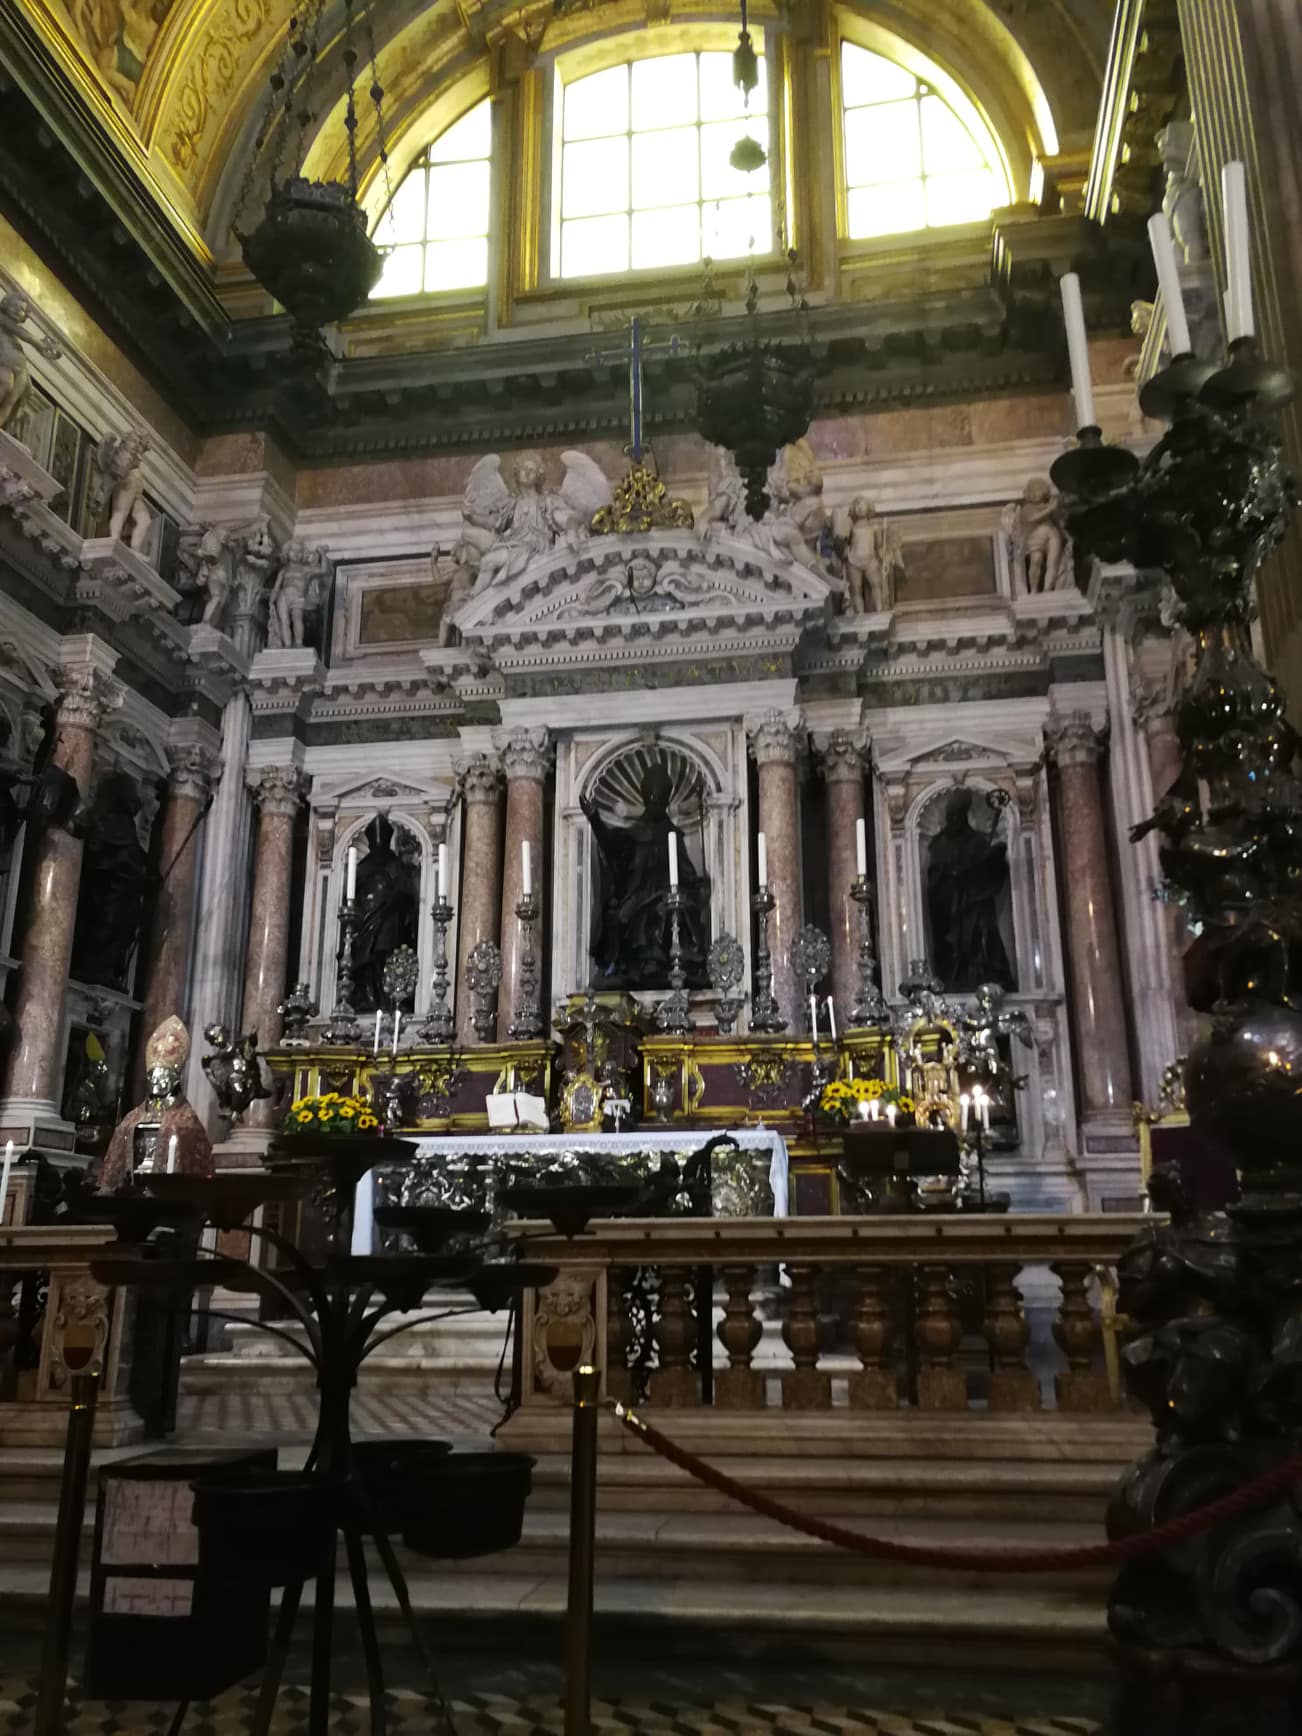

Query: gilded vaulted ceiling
left=10, top=0, right=1116, bottom=264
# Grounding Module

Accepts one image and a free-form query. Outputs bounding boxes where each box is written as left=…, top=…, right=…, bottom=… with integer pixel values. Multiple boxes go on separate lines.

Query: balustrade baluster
left=649, top=1265, right=698, bottom=1407
left=914, top=1265, right=965, bottom=1409
left=1052, top=1261, right=1113, bottom=1411
left=983, top=1262, right=1038, bottom=1411
left=848, top=1263, right=896, bottom=1410
left=714, top=1263, right=764, bottom=1409
left=781, top=1264, right=830, bottom=1410
left=605, top=1266, right=632, bottom=1405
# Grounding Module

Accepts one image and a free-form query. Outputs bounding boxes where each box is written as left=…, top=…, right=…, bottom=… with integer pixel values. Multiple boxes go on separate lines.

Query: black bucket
left=401, top=1451, right=535, bottom=1559
left=191, top=1470, right=347, bottom=1586
left=352, top=1438, right=453, bottom=1531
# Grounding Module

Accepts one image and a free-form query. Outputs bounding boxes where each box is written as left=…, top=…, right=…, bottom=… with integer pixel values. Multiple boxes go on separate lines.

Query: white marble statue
left=92, top=429, right=153, bottom=554
left=1157, top=119, right=1207, bottom=266
left=701, top=444, right=831, bottom=577
left=460, top=450, right=612, bottom=593
left=1002, top=478, right=1072, bottom=594
left=435, top=546, right=476, bottom=648
left=834, top=495, right=903, bottom=612
left=0, top=292, right=61, bottom=434
left=268, top=538, right=331, bottom=649
left=178, top=522, right=236, bottom=627
left=701, top=445, right=748, bottom=539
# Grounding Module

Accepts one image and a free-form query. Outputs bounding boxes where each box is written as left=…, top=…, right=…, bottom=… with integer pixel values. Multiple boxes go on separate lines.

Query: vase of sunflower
left=265, top=1091, right=413, bottom=1169
left=818, top=1077, right=915, bottom=1127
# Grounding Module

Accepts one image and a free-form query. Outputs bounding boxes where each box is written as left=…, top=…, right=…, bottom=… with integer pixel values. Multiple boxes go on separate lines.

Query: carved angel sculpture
left=268, top=538, right=331, bottom=649
left=177, top=522, right=237, bottom=628
left=834, top=495, right=904, bottom=612
left=92, top=429, right=153, bottom=555
left=434, top=547, right=476, bottom=648
left=461, top=450, right=612, bottom=593
left=700, top=446, right=747, bottom=539
left=1002, top=478, right=1071, bottom=594
left=764, top=440, right=832, bottom=576
left=0, top=292, right=61, bottom=433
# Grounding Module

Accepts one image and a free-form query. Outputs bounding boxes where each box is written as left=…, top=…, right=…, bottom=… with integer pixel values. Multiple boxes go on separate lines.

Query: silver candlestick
left=750, top=884, right=787, bottom=1033
left=420, top=892, right=455, bottom=1042
left=508, top=891, right=543, bottom=1041
left=322, top=895, right=362, bottom=1045
left=849, top=874, right=890, bottom=1027
left=655, top=885, right=693, bottom=1035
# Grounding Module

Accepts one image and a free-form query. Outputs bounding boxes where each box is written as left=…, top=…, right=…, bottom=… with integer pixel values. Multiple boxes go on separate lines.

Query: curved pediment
left=454, top=531, right=835, bottom=662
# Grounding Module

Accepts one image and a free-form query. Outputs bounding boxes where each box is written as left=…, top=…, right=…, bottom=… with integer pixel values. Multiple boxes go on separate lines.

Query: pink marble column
left=820, top=730, right=867, bottom=1027
left=749, top=711, right=806, bottom=1029
left=132, top=740, right=221, bottom=1101
left=454, top=754, right=504, bottom=1043
left=240, top=765, right=304, bottom=1129
left=1047, top=713, right=1134, bottom=1125
left=3, top=656, right=123, bottom=1124
left=496, top=729, right=551, bottom=1041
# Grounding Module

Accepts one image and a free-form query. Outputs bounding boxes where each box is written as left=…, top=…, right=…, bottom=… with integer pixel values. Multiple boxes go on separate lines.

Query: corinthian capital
left=55, top=644, right=123, bottom=730
left=166, top=743, right=222, bottom=803
left=747, top=708, right=806, bottom=767
left=457, top=752, right=503, bottom=805
left=494, top=726, right=552, bottom=782
left=1046, top=710, right=1106, bottom=768
left=248, top=763, right=305, bottom=817
left=818, top=728, right=868, bottom=784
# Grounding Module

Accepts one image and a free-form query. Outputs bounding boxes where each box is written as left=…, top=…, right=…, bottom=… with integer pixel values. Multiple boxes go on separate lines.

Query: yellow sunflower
left=296, top=1110, right=313, bottom=1124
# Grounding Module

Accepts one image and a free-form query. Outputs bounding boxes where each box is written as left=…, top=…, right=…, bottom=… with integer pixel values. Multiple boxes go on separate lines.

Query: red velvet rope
left=608, top=1399, right=1302, bottom=1572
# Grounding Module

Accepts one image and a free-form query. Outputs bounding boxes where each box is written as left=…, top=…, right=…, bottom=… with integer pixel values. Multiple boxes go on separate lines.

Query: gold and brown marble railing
left=507, top=1213, right=1145, bottom=1417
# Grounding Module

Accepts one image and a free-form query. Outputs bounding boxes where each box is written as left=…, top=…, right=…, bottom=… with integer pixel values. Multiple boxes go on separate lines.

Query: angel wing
left=559, top=450, right=612, bottom=522
left=462, top=454, right=512, bottom=530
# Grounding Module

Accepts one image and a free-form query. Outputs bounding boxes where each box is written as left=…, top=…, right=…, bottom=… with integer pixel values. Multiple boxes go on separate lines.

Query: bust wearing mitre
left=97, top=1016, right=215, bottom=1193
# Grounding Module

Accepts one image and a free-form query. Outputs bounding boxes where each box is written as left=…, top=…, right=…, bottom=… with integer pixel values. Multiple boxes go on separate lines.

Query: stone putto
left=1002, top=478, right=1072, bottom=594
left=0, top=291, right=61, bottom=434
left=92, top=428, right=154, bottom=554
left=268, top=538, right=332, bottom=650
left=834, top=495, right=904, bottom=612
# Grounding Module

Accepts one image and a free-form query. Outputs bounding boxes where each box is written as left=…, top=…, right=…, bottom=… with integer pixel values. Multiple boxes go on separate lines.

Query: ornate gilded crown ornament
left=590, top=459, right=694, bottom=535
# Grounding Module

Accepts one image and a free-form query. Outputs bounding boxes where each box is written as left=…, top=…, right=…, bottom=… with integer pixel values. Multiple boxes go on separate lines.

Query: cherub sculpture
left=764, top=440, right=832, bottom=575
left=92, top=428, right=153, bottom=554
left=177, top=522, right=237, bottom=629
left=835, top=495, right=903, bottom=612
left=434, top=546, right=476, bottom=648
left=461, top=450, right=612, bottom=593
left=0, top=292, right=61, bottom=434
left=268, top=538, right=331, bottom=649
left=1002, top=478, right=1071, bottom=594
left=700, top=445, right=748, bottom=539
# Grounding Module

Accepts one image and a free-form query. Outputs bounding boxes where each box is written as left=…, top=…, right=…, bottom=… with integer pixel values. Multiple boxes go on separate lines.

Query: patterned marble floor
left=175, top=1390, right=503, bottom=1444
left=0, top=1683, right=1102, bottom=1736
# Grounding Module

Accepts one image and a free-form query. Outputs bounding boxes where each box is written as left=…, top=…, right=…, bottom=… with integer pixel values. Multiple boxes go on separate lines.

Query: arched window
left=841, top=42, right=1004, bottom=239
left=556, top=50, right=771, bottom=279
left=372, top=99, right=492, bottom=297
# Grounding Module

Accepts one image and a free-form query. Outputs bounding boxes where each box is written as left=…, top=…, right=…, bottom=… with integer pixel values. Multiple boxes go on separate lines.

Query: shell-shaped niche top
left=144, top=1014, right=190, bottom=1073
left=589, top=743, right=710, bottom=825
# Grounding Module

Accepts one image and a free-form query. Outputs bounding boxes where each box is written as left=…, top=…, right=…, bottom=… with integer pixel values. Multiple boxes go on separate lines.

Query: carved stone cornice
left=166, top=743, right=222, bottom=804
left=817, top=728, right=868, bottom=784
left=747, top=708, right=806, bottom=767
left=457, top=753, right=504, bottom=805
left=248, top=764, right=306, bottom=819
left=494, top=727, right=552, bottom=783
left=1046, top=710, right=1107, bottom=768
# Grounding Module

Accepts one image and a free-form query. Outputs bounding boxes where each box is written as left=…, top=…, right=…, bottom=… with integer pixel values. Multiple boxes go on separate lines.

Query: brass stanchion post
left=564, top=1365, right=600, bottom=1736
left=34, top=1367, right=99, bottom=1736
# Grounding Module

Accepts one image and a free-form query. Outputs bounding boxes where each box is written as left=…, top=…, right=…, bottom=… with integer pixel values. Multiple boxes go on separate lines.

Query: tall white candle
left=885, top=1100, right=897, bottom=1126
left=437, top=842, right=448, bottom=902
left=959, top=1092, right=970, bottom=1133
left=826, top=996, right=837, bottom=1045
left=1222, top=159, right=1254, bottom=342
left=346, top=847, right=358, bottom=901
left=855, top=816, right=867, bottom=878
left=1147, top=212, right=1192, bottom=356
left=809, top=994, right=818, bottom=1042
left=1059, top=273, right=1096, bottom=430
left=166, top=1134, right=178, bottom=1175
left=0, top=1139, right=13, bottom=1224
left=869, top=1097, right=880, bottom=1122
left=373, top=1010, right=383, bottom=1056
left=668, top=831, right=679, bottom=888
left=522, top=840, right=532, bottom=898
left=392, top=1009, right=402, bottom=1059
left=757, top=832, right=768, bottom=888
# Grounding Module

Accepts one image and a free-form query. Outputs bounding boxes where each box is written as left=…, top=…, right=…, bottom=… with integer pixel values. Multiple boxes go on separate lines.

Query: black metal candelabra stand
left=655, top=886, right=693, bottom=1034
left=508, top=892, right=543, bottom=1041
left=323, top=896, right=363, bottom=1046
left=421, top=893, right=456, bottom=1043
left=848, top=875, right=890, bottom=1027
left=1052, top=336, right=1302, bottom=1700
left=749, top=884, right=787, bottom=1033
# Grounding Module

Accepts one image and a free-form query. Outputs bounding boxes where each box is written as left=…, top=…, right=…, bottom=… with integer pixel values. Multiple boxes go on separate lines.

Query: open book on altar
left=487, top=1092, right=550, bottom=1133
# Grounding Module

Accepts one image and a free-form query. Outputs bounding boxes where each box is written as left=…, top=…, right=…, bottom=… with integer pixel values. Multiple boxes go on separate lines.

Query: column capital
left=816, top=727, right=868, bottom=784
left=1129, top=641, right=1185, bottom=736
left=166, top=743, right=222, bottom=803
left=747, top=708, right=806, bottom=767
left=493, top=726, right=552, bottom=782
left=247, top=762, right=305, bottom=818
left=55, top=659, right=123, bottom=731
left=457, top=751, right=504, bottom=805
left=1046, top=710, right=1107, bottom=768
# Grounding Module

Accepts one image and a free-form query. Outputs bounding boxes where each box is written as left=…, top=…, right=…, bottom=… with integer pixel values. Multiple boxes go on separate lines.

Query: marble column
left=454, top=754, right=504, bottom=1044
left=819, top=730, right=867, bottom=1027
left=131, top=739, right=222, bottom=1101
left=1135, top=686, right=1197, bottom=1048
left=1046, top=713, right=1134, bottom=1130
left=240, top=765, right=305, bottom=1130
left=748, top=710, right=806, bottom=1030
left=2, top=645, right=122, bottom=1131
left=496, top=729, right=551, bottom=1041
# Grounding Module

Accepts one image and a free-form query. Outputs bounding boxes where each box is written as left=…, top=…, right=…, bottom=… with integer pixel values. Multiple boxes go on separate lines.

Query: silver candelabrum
left=749, top=883, right=787, bottom=1033
left=322, top=894, right=362, bottom=1045
left=466, top=939, right=502, bottom=1042
left=849, top=874, right=890, bottom=1027
left=420, top=891, right=455, bottom=1043
left=655, top=885, right=693, bottom=1035
left=507, top=890, right=543, bottom=1041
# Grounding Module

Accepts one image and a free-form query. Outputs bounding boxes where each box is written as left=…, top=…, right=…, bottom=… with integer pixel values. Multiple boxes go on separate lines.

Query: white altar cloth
left=353, top=1127, right=788, bottom=1251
